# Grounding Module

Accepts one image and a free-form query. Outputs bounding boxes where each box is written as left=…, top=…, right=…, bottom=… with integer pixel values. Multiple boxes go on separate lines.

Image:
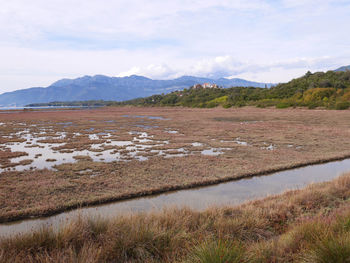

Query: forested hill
left=116, top=70, right=350, bottom=110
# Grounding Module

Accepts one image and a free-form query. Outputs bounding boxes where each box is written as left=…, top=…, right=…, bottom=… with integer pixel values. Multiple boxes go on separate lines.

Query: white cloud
left=0, top=0, right=271, bottom=46
left=231, top=56, right=350, bottom=83
left=117, top=64, right=176, bottom=79
left=117, top=55, right=350, bottom=83
left=117, top=56, right=243, bottom=79
left=0, top=0, right=350, bottom=93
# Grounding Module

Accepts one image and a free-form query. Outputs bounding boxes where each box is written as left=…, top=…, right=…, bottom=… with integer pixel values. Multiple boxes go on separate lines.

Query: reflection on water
left=1, top=158, right=350, bottom=237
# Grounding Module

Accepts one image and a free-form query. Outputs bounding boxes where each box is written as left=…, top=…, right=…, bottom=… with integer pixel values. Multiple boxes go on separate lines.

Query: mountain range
left=0, top=75, right=272, bottom=107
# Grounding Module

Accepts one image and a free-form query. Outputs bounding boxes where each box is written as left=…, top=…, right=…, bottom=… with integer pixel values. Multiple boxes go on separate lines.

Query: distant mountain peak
left=126, top=75, right=151, bottom=80
left=335, top=65, right=350, bottom=72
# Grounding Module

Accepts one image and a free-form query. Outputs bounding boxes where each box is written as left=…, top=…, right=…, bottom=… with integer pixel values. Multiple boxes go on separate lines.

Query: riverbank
left=2, top=172, right=350, bottom=262
left=1, top=107, right=350, bottom=223
left=2, top=154, right=350, bottom=224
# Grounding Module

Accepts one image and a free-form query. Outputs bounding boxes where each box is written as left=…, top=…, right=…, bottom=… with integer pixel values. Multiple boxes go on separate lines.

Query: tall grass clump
left=303, top=233, right=350, bottom=263
left=301, top=213, right=350, bottom=263
left=186, top=239, right=245, bottom=263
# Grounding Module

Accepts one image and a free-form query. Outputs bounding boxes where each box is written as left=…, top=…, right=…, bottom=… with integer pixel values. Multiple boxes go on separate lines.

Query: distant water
left=0, top=106, right=101, bottom=111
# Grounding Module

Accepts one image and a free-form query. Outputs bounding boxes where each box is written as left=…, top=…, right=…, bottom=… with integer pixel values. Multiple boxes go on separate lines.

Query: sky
left=1, top=0, right=350, bottom=94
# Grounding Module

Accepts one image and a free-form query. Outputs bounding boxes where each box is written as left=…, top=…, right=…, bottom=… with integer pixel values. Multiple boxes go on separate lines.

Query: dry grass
left=1, top=107, right=350, bottom=221
left=2, top=172, right=350, bottom=262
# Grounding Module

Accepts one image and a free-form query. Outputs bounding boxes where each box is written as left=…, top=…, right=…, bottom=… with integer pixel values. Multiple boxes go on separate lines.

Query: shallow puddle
left=0, top=131, right=165, bottom=171
left=201, top=148, right=224, bottom=156
left=261, top=143, right=276, bottom=150
left=122, top=115, right=169, bottom=120
left=1, top=127, right=235, bottom=172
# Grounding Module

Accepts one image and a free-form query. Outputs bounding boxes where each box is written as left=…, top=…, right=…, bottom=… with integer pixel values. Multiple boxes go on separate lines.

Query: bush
left=319, top=79, right=332, bottom=88
left=222, top=103, right=232, bottom=109
left=276, top=102, right=290, bottom=109
left=335, top=82, right=347, bottom=90
left=342, top=91, right=350, bottom=101
left=206, top=101, right=219, bottom=108
left=308, top=102, right=320, bottom=109
left=234, top=101, right=246, bottom=107
left=335, top=101, right=350, bottom=110
left=303, top=88, right=336, bottom=103
left=255, top=99, right=278, bottom=108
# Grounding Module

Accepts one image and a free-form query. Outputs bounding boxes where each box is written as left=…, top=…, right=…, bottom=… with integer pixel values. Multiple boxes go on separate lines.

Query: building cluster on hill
left=192, top=83, right=220, bottom=89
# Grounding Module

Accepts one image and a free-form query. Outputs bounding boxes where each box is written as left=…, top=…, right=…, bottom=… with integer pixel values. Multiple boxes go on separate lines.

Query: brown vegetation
left=1, top=107, right=350, bottom=221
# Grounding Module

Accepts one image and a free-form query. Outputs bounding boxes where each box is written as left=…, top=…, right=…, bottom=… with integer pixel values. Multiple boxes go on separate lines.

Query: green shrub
left=303, top=88, right=336, bottom=103
left=234, top=101, right=246, bottom=107
left=255, top=99, right=278, bottom=108
left=276, top=102, right=290, bottom=109
left=335, top=101, right=350, bottom=110
left=187, top=239, right=245, bottom=263
left=206, top=101, right=219, bottom=108
left=208, top=96, right=228, bottom=104
left=222, top=103, right=232, bottom=109
left=308, top=102, right=319, bottom=109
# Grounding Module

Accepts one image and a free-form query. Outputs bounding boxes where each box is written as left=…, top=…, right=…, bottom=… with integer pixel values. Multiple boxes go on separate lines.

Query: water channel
left=1, top=158, right=350, bottom=237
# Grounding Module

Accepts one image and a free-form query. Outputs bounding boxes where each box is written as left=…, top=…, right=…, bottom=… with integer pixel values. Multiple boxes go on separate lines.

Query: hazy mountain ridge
left=0, top=75, right=272, bottom=106
left=335, top=65, right=350, bottom=72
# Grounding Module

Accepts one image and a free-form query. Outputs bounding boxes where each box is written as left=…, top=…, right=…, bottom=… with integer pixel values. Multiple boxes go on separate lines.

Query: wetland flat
left=1, top=106, right=350, bottom=222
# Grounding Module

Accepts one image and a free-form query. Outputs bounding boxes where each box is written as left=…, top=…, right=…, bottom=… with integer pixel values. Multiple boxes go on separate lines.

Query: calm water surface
left=1, top=158, right=350, bottom=237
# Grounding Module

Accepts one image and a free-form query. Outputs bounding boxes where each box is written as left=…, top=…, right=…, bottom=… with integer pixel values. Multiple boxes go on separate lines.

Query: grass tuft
left=187, top=239, right=245, bottom=263
left=303, top=233, right=350, bottom=263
